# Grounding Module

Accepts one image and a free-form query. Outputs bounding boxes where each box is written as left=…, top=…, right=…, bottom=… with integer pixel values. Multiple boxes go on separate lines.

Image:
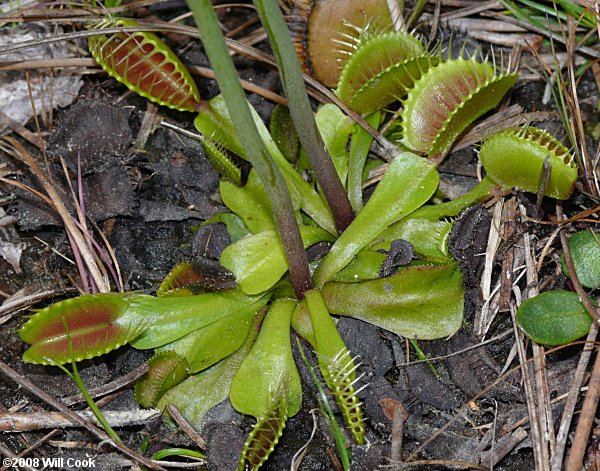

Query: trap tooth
left=336, top=31, right=430, bottom=115
left=479, top=126, right=577, bottom=200
left=290, top=0, right=393, bottom=87
left=400, top=57, right=518, bottom=157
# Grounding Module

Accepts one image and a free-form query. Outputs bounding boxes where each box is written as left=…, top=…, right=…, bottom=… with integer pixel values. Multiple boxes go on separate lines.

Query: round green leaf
left=517, top=291, right=593, bottom=345
left=560, top=230, right=600, bottom=289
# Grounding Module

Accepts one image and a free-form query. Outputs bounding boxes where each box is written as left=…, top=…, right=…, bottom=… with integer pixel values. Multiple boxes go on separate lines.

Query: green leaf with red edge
left=19, top=293, right=148, bottom=365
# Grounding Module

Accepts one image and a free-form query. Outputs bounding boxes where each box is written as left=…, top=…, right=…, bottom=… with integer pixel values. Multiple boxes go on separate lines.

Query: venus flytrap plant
left=16, top=1, right=587, bottom=469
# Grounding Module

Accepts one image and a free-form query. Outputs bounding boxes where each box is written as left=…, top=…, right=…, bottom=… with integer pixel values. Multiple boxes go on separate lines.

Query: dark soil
left=0, top=2, right=599, bottom=471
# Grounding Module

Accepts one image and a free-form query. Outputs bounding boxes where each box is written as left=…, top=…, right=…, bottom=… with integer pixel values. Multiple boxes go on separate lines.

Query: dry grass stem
left=476, top=199, right=503, bottom=336
left=0, top=360, right=167, bottom=471
left=166, top=405, right=207, bottom=450
left=0, top=410, right=161, bottom=431
left=0, top=138, right=108, bottom=291
left=61, top=363, right=149, bottom=407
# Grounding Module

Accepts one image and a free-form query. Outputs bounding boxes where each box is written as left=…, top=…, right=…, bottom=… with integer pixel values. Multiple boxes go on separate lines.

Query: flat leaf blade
left=315, top=152, right=439, bottom=286
left=517, top=291, right=593, bottom=345
left=156, top=309, right=264, bottom=426
left=129, top=290, right=269, bottom=349
left=230, top=299, right=302, bottom=418
left=322, top=262, right=464, bottom=339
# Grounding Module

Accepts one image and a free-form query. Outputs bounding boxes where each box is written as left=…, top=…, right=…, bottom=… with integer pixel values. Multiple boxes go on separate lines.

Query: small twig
left=0, top=429, right=60, bottom=470
left=429, top=0, right=441, bottom=42
left=481, top=427, right=528, bottom=468
left=133, top=102, right=160, bottom=149
left=0, top=360, right=167, bottom=471
left=476, top=199, right=503, bottom=336
left=552, top=324, right=598, bottom=470
left=565, top=350, right=600, bottom=471
left=0, top=109, right=42, bottom=148
left=403, top=341, right=597, bottom=464
left=291, top=409, right=319, bottom=471
left=0, top=137, right=109, bottom=292
left=390, top=404, right=406, bottom=463
left=0, top=59, right=289, bottom=106
left=527, top=204, right=600, bottom=226
left=555, top=205, right=600, bottom=470
left=61, top=363, right=149, bottom=406
left=0, top=443, right=39, bottom=471
left=521, top=216, right=554, bottom=469
left=386, top=0, right=405, bottom=32
left=0, top=286, right=78, bottom=323
left=385, top=459, right=488, bottom=470
left=166, top=404, right=206, bottom=450
left=0, top=409, right=160, bottom=431
left=444, top=0, right=503, bottom=20
left=188, top=65, right=288, bottom=105
left=452, top=108, right=556, bottom=152
left=499, top=198, right=517, bottom=312
left=495, top=15, right=600, bottom=59
left=394, top=329, right=513, bottom=366
left=510, top=297, right=548, bottom=470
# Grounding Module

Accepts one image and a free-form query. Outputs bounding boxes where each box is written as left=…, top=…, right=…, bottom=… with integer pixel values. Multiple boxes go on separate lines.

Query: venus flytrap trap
left=290, top=0, right=394, bottom=87
left=335, top=30, right=431, bottom=115
left=304, top=289, right=365, bottom=444
left=480, top=126, right=578, bottom=199
left=88, top=18, right=202, bottom=112
left=398, top=54, right=518, bottom=159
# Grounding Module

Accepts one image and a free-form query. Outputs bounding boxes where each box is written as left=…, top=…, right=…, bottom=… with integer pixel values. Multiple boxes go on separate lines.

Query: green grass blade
left=252, top=0, right=354, bottom=233
left=187, top=0, right=312, bottom=298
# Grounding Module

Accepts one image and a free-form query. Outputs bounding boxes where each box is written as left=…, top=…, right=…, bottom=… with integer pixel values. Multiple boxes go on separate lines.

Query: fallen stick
left=0, top=409, right=160, bottom=432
